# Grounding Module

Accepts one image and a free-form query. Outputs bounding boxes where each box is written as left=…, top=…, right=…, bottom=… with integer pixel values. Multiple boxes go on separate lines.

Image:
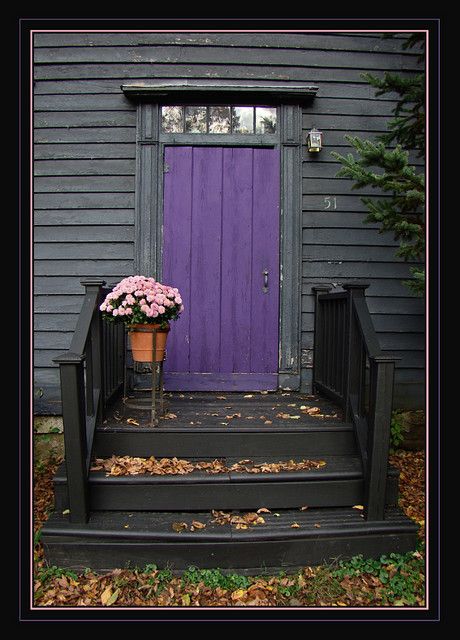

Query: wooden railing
left=312, top=283, right=398, bottom=521
left=53, top=280, right=124, bottom=523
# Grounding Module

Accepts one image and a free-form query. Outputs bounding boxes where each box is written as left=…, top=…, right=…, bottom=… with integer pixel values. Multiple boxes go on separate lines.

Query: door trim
left=133, top=102, right=301, bottom=390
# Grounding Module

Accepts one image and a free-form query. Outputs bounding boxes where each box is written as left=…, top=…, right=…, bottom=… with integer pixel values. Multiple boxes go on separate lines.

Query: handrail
left=53, top=279, right=106, bottom=524
left=312, top=282, right=398, bottom=521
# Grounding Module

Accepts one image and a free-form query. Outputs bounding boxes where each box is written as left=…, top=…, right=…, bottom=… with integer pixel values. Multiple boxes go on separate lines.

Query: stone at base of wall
left=34, top=416, right=63, bottom=434
left=34, top=433, right=64, bottom=463
left=399, top=410, right=425, bottom=451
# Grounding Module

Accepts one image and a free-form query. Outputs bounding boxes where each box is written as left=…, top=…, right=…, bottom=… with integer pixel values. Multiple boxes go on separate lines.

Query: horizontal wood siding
left=34, top=31, right=425, bottom=412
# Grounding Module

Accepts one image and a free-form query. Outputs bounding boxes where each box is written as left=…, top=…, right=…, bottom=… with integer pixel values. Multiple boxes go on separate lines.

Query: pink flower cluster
left=99, top=275, right=183, bottom=324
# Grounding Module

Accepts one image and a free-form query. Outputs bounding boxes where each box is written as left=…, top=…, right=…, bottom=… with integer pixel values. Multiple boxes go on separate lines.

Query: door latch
left=262, top=269, right=269, bottom=293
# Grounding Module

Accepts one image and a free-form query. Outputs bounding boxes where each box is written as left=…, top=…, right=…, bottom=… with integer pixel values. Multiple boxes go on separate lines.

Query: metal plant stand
left=122, top=325, right=165, bottom=426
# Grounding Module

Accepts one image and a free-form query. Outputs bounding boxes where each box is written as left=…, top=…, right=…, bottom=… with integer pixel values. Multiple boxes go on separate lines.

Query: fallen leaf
left=291, top=522, right=300, bottom=528
left=264, top=420, right=273, bottom=425
left=243, top=394, right=253, bottom=398
left=172, top=522, right=188, bottom=532
left=124, top=524, right=129, bottom=529
left=290, top=415, right=300, bottom=420
left=191, top=520, right=206, bottom=529
left=164, top=413, right=177, bottom=420
left=106, top=589, right=120, bottom=606
left=260, top=390, right=268, bottom=395
left=300, top=405, right=307, bottom=410
left=257, top=508, right=271, bottom=514
left=181, top=593, right=191, bottom=606
left=300, top=506, right=309, bottom=511
left=353, top=505, right=364, bottom=510
left=231, top=589, right=247, bottom=600
left=273, top=513, right=280, bottom=517
left=126, top=418, right=139, bottom=426
left=217, top=396, right=227, bottom=399
left=314, top=523, right=321, bottom=528
left=287, top=403, right=297, bottom=407
left=62, top=509, right=70, bottom=515
left=101, top=586, right=113, bottom=605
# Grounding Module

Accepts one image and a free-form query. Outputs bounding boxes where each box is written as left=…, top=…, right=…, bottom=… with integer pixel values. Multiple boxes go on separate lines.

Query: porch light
left=306, top=127, right=323, bottom=152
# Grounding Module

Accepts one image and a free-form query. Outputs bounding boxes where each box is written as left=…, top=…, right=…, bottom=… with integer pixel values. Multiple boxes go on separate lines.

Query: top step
left=95, top=392, right=356, bottom=457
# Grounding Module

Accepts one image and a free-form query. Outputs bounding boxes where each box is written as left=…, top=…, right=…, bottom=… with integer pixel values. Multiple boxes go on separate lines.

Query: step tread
left=55, top=455, right=365, bottom=485
left=99, top=392, right=344, bottom=432
left=42, top=506, right=418, bottom=543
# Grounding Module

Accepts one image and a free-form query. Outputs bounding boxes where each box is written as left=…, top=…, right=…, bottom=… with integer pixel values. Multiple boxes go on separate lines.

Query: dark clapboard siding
left=33, top=31, right=425, bottom=413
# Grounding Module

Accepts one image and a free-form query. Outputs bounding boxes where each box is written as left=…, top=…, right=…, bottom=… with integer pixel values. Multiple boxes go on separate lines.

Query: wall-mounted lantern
left=306, top=127, right=323, bottom=153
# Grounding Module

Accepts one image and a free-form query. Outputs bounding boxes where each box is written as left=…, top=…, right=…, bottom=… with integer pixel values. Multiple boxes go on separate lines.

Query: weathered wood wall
left=33, top=32, right=425, bottom=412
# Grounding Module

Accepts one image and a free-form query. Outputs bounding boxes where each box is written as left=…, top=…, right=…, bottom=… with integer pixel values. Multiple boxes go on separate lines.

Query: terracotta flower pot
left=128, top=323, right=170, bottom=362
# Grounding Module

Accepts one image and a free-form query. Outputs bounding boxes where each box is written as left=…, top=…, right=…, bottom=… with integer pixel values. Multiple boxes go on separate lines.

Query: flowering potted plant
left=99, top=275, right=183, bottom=362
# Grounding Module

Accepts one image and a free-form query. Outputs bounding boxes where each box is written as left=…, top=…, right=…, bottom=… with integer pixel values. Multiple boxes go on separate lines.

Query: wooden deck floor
left=100, top=391, right=343, bottom=432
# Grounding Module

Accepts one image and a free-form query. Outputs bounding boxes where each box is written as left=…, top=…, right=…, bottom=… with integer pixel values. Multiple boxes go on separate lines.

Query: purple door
left=163, top=146, right=280, bottom=391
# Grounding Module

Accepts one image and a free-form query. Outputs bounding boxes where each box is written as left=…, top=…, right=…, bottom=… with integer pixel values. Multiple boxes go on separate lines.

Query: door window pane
left=255, top=107, right=277, bottom=134
left=232, top=107, right=254, bottom=133
left=161, top=106, right=184, bottom=133
left=185, top=106, right=207, bottom=133
left=209, top=106, right=231, bottom=133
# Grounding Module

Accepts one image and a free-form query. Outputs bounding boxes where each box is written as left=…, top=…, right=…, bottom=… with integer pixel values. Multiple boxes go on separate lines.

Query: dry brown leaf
left=243, top=394, right=253, bottom=398
left=172, top=522, right=188, bottom=532
left=257, top=508, right=271, bottom=514
left=314, top=523, right=321, bottom=528
left=264, top=420, right=273, bottom=425
left=291, top=522, right=300, bottom=528
left=164, top=413, right=177, bottom=420
left=352, top=505, right=364, bottom=510
left=126, top=418, right=139, bottom=426
left=100, top=586, right=112, bottom=605
left=191, top=520, right=206, bottom=529
left=300, top=506, right=309, bottom=511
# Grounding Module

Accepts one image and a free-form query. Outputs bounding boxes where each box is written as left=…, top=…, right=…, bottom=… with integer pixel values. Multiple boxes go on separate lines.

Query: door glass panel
left=209, top=106, right=231, bottom=133
left=255, top=107, right=277, bottom=134
left=185, top=106, right=207, bottom=133
left=161, top=106, right=184, bottom=133
left=232, top=107, right=254, bottom=133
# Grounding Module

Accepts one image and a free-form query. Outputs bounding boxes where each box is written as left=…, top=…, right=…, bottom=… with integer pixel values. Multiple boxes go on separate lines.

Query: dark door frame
left=131, top=100, right=303, bottom=391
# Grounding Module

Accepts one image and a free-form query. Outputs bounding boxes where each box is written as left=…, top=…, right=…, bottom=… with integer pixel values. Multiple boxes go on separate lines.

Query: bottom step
left=41, top=507, right=418, bottom=574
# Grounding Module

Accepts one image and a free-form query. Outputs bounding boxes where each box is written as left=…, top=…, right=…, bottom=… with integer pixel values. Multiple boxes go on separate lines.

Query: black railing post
left=311, top=285, right=332, bottom=394
left=81, top=279, right=105, bottom=417
left=365, top=356, right=396, bottom=521
left=342, top=283, right=370, bottom=421
left=53, top=352, right=89, bottom=524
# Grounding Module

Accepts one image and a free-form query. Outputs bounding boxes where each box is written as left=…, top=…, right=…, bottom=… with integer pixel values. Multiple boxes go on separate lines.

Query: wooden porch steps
left=41, top=506, right=418, bottom=574
left=42, top=393, right=418, bottom=572
left=53, top=456, right=400, bottom=512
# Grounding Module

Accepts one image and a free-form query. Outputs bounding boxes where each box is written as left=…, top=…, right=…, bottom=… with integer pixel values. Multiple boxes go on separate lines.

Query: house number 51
left=324, top=196, right=337, bottom=210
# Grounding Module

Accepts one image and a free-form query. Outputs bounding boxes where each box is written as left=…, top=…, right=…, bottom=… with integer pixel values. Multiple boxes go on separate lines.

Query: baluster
left=85, top=334, right=94, bottom=416
left=312, top=285, right=331, bottom=390
left=342, top=283, right=370, bottom=421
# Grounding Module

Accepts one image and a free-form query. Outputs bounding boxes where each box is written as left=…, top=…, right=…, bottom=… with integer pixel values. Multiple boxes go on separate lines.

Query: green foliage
left=36, top=565, right=78, bottom=584
left=332, top=33, right=425, bottom=296
left=302, top=567, right=344, bottom=604
left=332, top=551, right=424, bottom=605
left=390, top=411, right=406, bottom=450
left=181, top=566, right=250, bottom=591
left=146, top=567, right=173, bottom=594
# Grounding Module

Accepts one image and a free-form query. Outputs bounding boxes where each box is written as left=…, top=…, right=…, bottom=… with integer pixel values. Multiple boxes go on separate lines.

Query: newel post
left=81, top=279, right=106, bottom=418
left=53, top=351, right=89, bottom=523
left=365, top=355, right=396, bottom=521
left=342, top=283, right=370, bottom=421
left=311, top=285, right=332, bottom=393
